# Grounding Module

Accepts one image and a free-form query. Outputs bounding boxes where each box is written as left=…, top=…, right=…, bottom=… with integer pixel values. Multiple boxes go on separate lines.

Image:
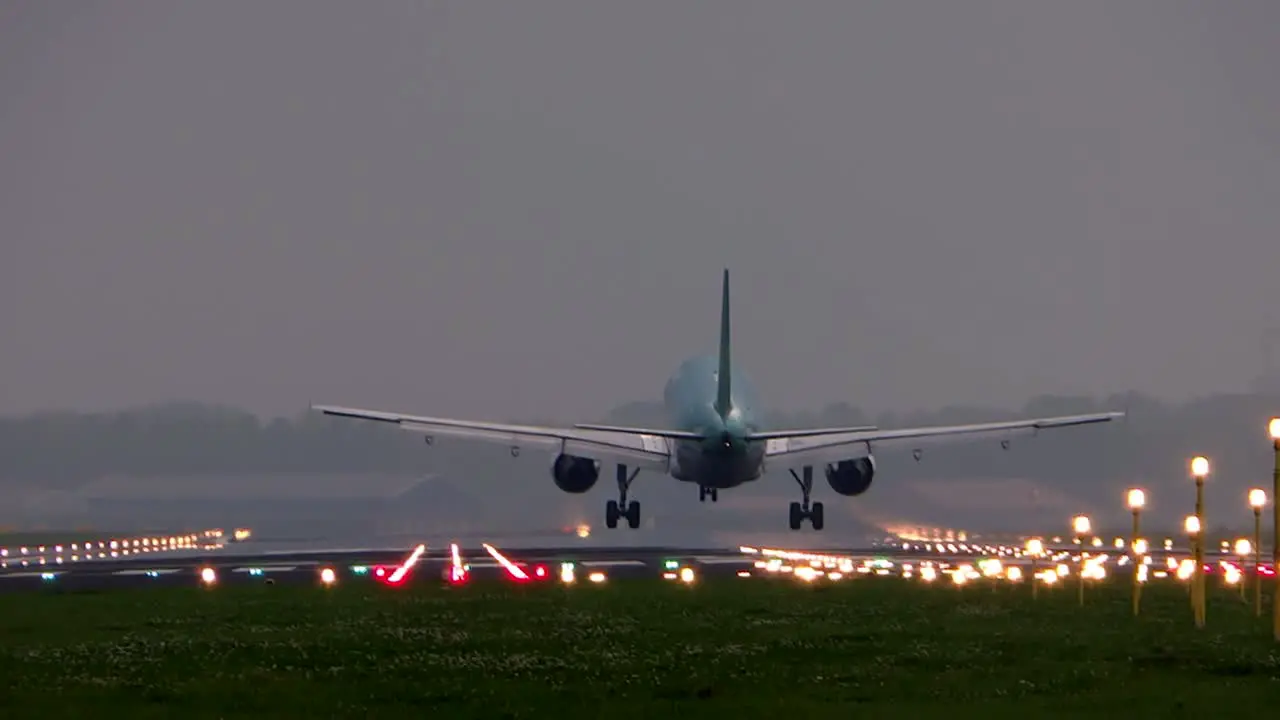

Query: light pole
left=1191, top=456, right=1210, bottom=627
left=1269, top=418, right=1280, bottom=641
left=1250, top=488, right=1267, bottom=617
left=1134, top=538, right=1149, bottom=579
left=1073, top=514, right=1091, bottom=607
left=1025, top=538, right=1044, bottom=600
left=1235, top=538, right=1252, bottom=602
left=1185, top=514, right=1203, bottom=628
left=1127, top=488, right=1146, bottom=617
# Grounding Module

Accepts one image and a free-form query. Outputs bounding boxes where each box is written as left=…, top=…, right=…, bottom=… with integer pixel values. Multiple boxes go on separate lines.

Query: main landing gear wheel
left=605, top=463, right=642, bottom=529
left=787, top=466, right=825, bottom=530
left=699, top=486, right=718, bottom=502
left=605, top=499, right=641, bottom=529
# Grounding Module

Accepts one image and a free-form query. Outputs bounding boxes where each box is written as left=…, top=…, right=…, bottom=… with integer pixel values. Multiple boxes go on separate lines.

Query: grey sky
left=3, top=1, right=1278, bottom=422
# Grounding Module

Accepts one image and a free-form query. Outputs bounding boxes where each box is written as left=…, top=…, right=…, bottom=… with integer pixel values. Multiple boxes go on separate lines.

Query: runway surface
left=0, top=545, right=767, bottom=592
left=2, top=535, right=1259, bottom=594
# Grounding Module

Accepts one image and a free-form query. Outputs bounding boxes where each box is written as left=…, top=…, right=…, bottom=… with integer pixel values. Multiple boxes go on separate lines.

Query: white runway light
left=199, top=566, right=217, bottom=585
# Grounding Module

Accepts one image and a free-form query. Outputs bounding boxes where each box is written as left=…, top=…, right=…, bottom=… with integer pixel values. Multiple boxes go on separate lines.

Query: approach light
left=1072, top=515, right=1091, bottom=535
left=1127, top=489, right=1146, bottom=510
left=1184, top=515, right=1201, bottom=535
left=1250, top=488, right=1267, bottom=509
left=1191, top=456, right=1210, bottom=479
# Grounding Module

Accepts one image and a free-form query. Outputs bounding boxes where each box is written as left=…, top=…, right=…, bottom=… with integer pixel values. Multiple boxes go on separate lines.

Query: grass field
left=0, top=573, right=1277, bottom=718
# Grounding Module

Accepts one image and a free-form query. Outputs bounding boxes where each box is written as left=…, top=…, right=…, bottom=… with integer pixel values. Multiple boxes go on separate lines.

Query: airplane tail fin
left=715, top=268, right=732, bottom=421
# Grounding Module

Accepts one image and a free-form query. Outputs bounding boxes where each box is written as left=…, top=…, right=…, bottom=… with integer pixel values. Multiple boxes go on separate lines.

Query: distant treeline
left=2, top=394, right=1279, bottom=512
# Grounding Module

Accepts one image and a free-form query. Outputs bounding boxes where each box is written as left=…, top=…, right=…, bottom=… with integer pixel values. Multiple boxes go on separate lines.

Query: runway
left=0, top=545, right=765, bottom=592
left=0, top=537, right=1080, bottom=592
left=2, top=535, right=1257, bottom=594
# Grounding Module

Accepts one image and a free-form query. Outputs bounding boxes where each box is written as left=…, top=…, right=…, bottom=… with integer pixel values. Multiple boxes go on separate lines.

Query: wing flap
left=750, top=426, right=877, bottom=440
left=572, top=423, right=706, bottom=440
left=763, top=411, right=1124, bottom=466
left=314, top=405, right=671, bottom=470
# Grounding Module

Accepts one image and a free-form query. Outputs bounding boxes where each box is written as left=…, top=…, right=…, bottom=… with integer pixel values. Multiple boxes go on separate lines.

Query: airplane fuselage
left=662, top=355, right=767, bottom=489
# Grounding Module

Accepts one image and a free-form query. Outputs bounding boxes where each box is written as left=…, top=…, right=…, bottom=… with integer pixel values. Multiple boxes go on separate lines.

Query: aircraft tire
left=605, top=500, right=620, bottom=529
left=626, top=501, right=641, bottom=529
left=788, top=502, right=802, bottom=530
left=811, top=502, right=825, bottom=530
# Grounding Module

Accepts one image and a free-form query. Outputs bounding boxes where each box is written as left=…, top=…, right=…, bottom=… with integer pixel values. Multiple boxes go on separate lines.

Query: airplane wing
left=762, top=411, right=1124, bottom=467
left=312, top=404, right=673, bottom=471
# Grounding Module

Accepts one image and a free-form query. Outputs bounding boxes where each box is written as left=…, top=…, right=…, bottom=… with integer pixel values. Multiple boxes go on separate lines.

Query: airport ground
left=1, top=544, right=1277, bottom=718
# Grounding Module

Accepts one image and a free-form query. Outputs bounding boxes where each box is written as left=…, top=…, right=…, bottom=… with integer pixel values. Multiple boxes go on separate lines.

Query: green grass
left=0, top=574, right=1277, bottom=718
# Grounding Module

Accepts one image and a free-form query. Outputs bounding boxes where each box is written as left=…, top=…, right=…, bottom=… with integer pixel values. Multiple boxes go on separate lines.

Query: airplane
left=313, top=269, right=1124, bottom=531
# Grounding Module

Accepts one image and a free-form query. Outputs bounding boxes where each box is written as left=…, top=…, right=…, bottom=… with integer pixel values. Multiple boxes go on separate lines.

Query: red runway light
left=534, top=565, right=547, bottom=579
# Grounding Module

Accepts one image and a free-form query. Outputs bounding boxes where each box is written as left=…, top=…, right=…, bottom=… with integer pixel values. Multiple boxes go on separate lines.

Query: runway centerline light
left=200, top=567, right=217, bottom=585
left=320, top=567, right=337, bottom=585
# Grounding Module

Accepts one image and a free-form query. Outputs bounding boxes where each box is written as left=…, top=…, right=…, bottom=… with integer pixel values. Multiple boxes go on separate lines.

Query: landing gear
left=605, top=464, right=641, bottom=529
left=787, top=466, right=824, bottom=530
left=699, top=486, right=718, bottom=502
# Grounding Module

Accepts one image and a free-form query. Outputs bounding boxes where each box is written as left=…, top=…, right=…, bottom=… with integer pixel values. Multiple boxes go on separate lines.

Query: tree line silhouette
left=2, top=393, right=1277, bottom=526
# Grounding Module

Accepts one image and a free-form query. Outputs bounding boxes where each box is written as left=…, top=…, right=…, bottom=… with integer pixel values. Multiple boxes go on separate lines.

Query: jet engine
left=551, top=454, right=600, bottom=493
left=825, top=455, right=876, bottom=496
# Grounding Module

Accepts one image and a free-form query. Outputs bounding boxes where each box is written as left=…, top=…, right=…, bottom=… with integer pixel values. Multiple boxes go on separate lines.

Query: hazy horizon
left=4, top=2, right=1279, bottom=422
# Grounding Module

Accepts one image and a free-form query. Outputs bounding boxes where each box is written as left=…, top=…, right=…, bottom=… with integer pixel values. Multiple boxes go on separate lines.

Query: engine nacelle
left=825, top=455, right=876, bottom=496
left=551, top=454, right=600, bottom=494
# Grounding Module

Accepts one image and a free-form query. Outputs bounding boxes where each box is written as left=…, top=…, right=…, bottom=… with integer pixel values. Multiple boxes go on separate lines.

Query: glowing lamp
left=1191, top=456, right=1210, bottom=479
left=1072, top=515, right=1091, bottom=535
left=1269, top=417, right=1280, bottom=441
left=1025, top=538, right=1044, bottom=556
left=1235, top=538, right=1253, bottom=556
left=1184, top=515, right=1201, bottom=535
left=1127, top=489, right=1146, bottom=510
left=1250, top=488, right=1267, bottom=509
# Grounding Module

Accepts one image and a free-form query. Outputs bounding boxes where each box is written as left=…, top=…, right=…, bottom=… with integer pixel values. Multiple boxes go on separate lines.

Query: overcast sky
left=2, top=1, right=1278, bottom=422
